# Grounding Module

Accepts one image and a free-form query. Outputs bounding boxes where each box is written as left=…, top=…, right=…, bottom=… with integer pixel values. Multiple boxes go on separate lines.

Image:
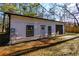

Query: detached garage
left=3, top=12, right=65, bottom=44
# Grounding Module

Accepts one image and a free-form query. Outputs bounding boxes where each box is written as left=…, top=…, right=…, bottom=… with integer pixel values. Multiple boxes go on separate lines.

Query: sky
left=42, top=3, right=79, bottom=23
left=41, top=3, right=61, bottom=21
left=0, top=3, right=79, bottom=23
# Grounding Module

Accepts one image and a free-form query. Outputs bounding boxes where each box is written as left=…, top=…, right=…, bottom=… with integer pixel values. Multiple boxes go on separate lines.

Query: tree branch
left=58, top=4, right=79, bottom=26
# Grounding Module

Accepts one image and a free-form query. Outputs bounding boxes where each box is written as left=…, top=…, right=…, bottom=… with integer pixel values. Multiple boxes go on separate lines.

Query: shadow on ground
left=7, top=36, right=79, bottom=56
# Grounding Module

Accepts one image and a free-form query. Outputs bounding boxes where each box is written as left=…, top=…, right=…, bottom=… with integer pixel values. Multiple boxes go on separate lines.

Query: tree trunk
left=2, top=13, right=5, bottom=32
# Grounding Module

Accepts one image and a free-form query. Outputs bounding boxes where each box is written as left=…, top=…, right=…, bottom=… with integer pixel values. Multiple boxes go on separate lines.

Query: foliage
left=65, top=24, right=79, bottom=33
left=1, top=3, right=79, bottom=26
left=0, top=4, right=18, bottom=13
left=0, top=3, right=41, bottom=17
left=24, top=12, right=37, bottom=16
left=16, top=3, right=40, bottom=16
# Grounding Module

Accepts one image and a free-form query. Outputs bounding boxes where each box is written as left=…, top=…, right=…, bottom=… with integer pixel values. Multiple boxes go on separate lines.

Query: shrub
left=0, top=33, right=10, bottom=45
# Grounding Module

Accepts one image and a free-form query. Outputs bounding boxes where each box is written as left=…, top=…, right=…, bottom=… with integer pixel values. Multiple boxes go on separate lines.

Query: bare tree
left=57, top=3, right=79, bottom=26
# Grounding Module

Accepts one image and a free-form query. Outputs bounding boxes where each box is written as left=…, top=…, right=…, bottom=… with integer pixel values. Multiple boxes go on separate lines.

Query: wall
left=10, top=15, right=64, bottom=43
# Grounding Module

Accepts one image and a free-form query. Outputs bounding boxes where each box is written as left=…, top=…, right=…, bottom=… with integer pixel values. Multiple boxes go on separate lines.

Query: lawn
left=23, top=38, right=79, bottom=56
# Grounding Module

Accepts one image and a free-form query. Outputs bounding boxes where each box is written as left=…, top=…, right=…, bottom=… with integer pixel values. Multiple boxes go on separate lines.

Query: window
left=10, top=28, right=15, bottom=33
left=26, top=25, right=34, bottom=37
left=41, top=25, right=45, bottom=30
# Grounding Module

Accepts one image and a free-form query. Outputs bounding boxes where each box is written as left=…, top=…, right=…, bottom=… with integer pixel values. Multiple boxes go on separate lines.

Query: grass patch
left=24, top=38, right=79, bottom=56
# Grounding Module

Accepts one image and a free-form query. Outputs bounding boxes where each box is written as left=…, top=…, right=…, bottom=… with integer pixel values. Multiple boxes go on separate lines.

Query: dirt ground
left=0, top=33, right=78, bottom=56
left=25, top=38, right=79, bottom=56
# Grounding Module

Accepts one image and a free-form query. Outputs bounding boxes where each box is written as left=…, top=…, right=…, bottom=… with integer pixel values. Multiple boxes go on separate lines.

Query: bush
left=0, top=33, right=10, bottom=45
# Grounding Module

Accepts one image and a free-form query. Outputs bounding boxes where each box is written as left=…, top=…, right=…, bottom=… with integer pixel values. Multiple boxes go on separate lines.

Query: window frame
left=26, top=25, right=34, bottom=37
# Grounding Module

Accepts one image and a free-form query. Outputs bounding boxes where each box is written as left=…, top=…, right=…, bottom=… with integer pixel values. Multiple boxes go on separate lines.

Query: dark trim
left=4, top=12, right=65, bottom=24
left=48, top=26, right=52, bottom=36
left=56, top=25, right=63, bottom=34
left=26, top=25, right=34, bottom=37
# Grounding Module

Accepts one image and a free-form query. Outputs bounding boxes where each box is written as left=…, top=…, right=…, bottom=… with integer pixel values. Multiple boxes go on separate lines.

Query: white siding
left=10, top=15, right=64, bottom=43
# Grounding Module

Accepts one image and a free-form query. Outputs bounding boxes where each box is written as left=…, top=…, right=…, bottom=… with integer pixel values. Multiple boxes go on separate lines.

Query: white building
left=4, top=12, right=65, bottom=44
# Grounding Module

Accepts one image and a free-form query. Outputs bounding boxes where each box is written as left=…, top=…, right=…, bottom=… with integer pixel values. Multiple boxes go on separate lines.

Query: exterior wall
left=10, top=15, right=64, bottom=43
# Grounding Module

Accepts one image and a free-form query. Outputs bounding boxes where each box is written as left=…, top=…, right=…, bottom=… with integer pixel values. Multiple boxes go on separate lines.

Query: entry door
left=40, top=25, right=46, bottom=37
left=56, top=25, right=63, bottom=34
left=48, top=26, right=52, bottom=36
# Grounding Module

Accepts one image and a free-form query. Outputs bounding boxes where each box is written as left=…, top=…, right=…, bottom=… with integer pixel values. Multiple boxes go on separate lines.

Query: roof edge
left=4, top=12, right=65, bottom=23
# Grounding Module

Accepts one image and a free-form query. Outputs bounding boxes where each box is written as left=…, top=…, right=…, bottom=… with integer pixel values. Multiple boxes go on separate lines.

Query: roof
left=4, top=12, right=65, bottom=23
